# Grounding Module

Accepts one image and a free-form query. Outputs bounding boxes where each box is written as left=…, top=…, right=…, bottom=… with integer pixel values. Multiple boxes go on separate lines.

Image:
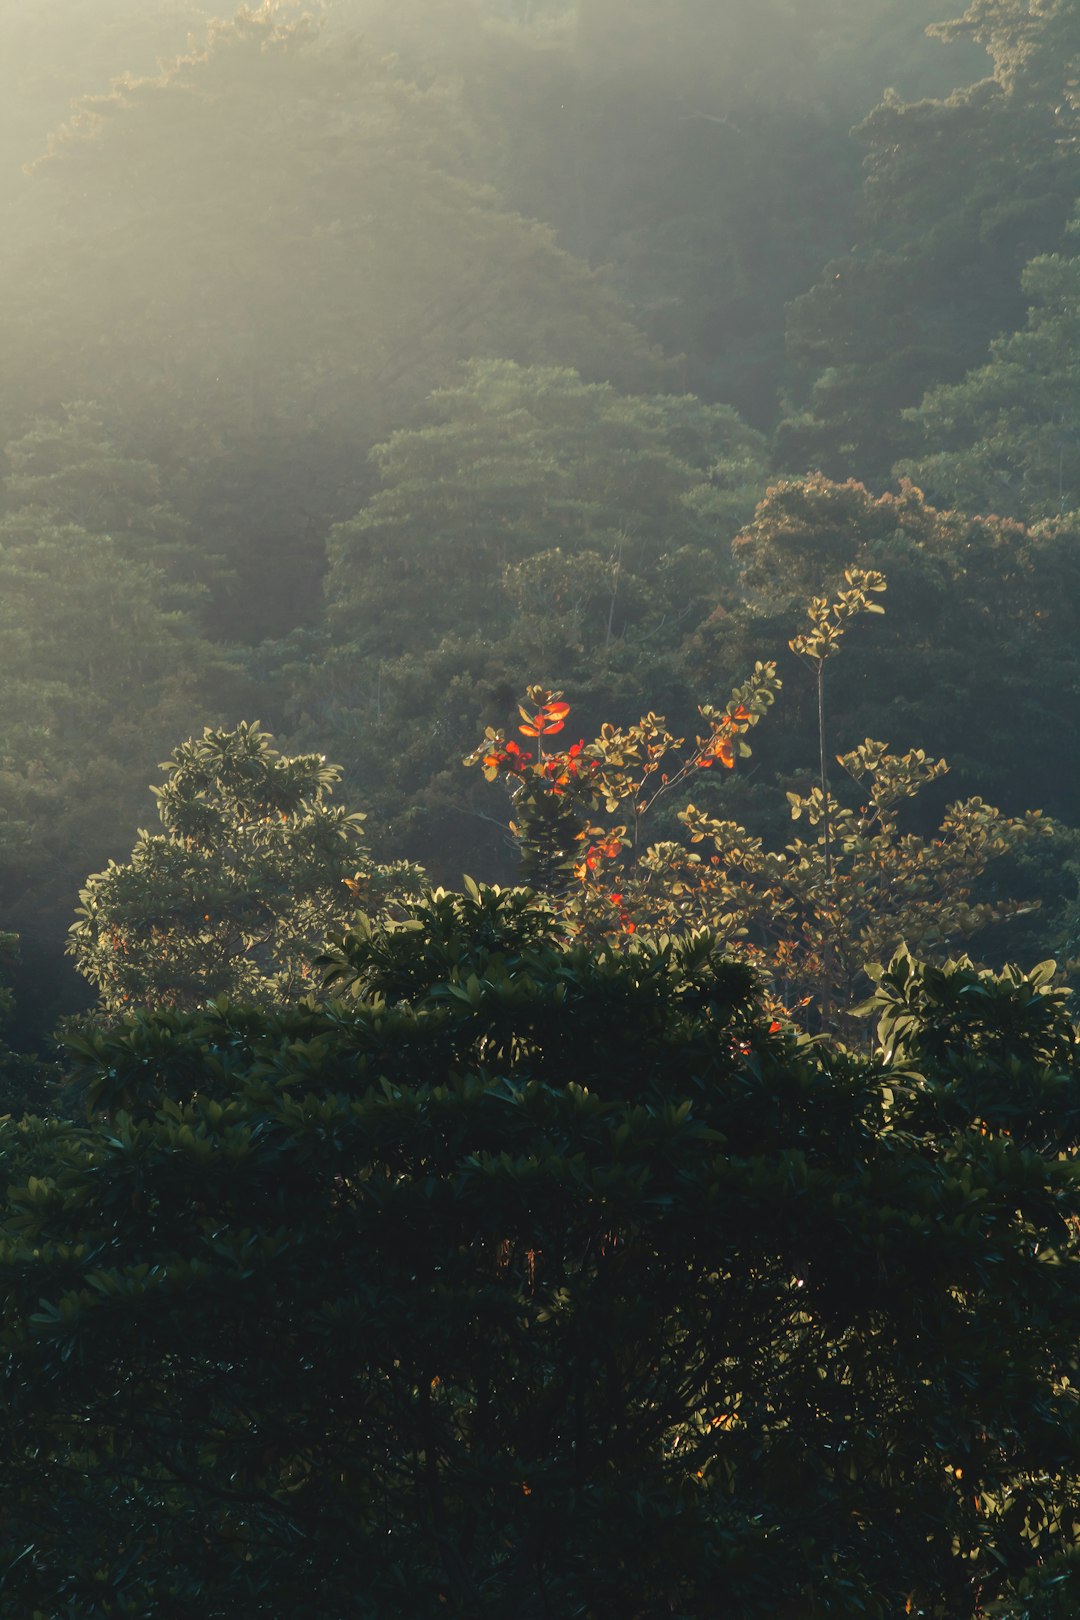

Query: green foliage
left=700, top=475, right=1080, bottom=829
left=931, top=0, right=1080, bottom=110
left=324, top=359, right=767, bottom=657
left=0, top=411, right=231, bottom=1028
left=868, top=945, right=1080, bottom=1142
left=0, top=931, right=57, bottom=1120
left=68, top=723, right=426, bottom=1013
left=779, top=0, right=1079, bottom=480
left=901, top=233, right=1080, bottom=518
left=0, top=0, right=1062, bottom=1031
left=306, top=360, right=768, bottom=866
left=787, top=565, right=887, bottom=667
left=316, top=876, right=567, bottom=1004
left=686, top=741, right=1051, bottom=1025
left=3, top=898, right=1080, bottom=1614
left=468, top=664, right=1053, bottom=1026
left=462, top=0, right=979, bottom=427
left=0, top=0, right=1078, bottom=1084
left=0, top=403, right=200, bottom=577
left=1, top=5, right=665, bottom=638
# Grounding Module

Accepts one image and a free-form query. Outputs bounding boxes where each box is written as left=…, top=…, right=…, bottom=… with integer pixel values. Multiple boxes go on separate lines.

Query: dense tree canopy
left=779, top=0, right=1079, bottom=480
left=900, top=229, right=1080, bottom=518
left=296, top=360, right=768, bottom=872
left=4, top=4, right=1080, bottom=1610
left=4, top=896, right=1080, bottom=1616
left=1, top=0, right=1068, bottom=1034
left=0, top=409, right=231, bottom=1041
left=324, top=359, right=767, bottom=657
left=1, top=4, right=664, bottom=638
left=698, top=475, right=1080, bottom=821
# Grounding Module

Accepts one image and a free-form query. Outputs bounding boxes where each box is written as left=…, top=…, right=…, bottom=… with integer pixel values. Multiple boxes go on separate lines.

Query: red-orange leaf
left=699, top=736, right=735, bottom=769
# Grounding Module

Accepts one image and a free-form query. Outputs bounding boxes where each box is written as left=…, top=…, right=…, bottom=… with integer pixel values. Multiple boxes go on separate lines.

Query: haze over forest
left=9, top=5, right=1080, bottom=1615
left=4, top=0, right=1078, bottom=1050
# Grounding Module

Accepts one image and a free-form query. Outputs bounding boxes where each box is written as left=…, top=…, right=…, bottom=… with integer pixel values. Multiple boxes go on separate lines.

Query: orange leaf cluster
left=697, top=707, right=748, bottom=770
left=697, top=735, right=735, bottom=770
left=519, top=699, right=570, bottom=738
left=542, top=738, right=595, bottom=795
left=482, top=739, right=534, bottom=780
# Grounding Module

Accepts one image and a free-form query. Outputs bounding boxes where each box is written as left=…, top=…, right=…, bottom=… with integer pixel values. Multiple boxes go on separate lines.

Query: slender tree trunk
left=818, top=663, right=831, bottom=888
left=605, top=536, right=623, bottom=648
left=817, top=662, right=833, bottom=1026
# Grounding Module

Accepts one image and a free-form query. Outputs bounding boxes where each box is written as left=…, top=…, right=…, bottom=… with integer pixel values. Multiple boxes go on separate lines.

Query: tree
left=466, top=652, right=1052, bottom=1028
left=0, top=0, right=210, bottom=201
left=465, top=0, right=982, bottom=428
left=324, top=359, right=768, bottom=659
left=68, top=723, right=426, bottom=1012
left=0, top=413, right=231, bottom=1040
left=787, top=569, right=886, bottom=1020
left=4, top=894, right=1080, bottom=1615
left=778, top=0, right=1079, bottom=481
left=900, top=230, right=1080, bottom=519
left=0, top=400, right=220, bottom=586
left=691, top=474, right=1080, bottom=827
left=930, top=0, right=1080, bottom=112
left=1, top=4, right=665, bottom=638
left=788, top=569, right=886, bottom=884
left=299, top=359, right=768, bottom=876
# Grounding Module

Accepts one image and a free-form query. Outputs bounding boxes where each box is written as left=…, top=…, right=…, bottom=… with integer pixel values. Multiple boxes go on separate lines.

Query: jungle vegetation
left=3, top=3, right=1080, bottom=1614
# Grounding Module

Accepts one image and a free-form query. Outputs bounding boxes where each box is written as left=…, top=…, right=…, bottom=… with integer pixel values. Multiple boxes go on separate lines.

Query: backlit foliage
left=68, top=723, right=426, bottom=1012
left=469, top=643, right=1054, bottom=1026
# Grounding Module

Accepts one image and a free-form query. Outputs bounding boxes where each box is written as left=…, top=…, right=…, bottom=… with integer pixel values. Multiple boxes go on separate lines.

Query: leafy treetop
left=68, top=722, right=426, bottom=1013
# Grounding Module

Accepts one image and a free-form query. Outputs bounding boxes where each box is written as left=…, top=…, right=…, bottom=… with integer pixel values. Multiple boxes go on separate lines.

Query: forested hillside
left=3, top=0, right=1077, bottom=1051
left=6, top=4, right=1080, bottom=1613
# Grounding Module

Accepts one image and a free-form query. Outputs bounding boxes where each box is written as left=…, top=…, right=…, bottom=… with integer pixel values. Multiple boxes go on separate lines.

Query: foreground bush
left=1, top=888, right=1079, bottom=1618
